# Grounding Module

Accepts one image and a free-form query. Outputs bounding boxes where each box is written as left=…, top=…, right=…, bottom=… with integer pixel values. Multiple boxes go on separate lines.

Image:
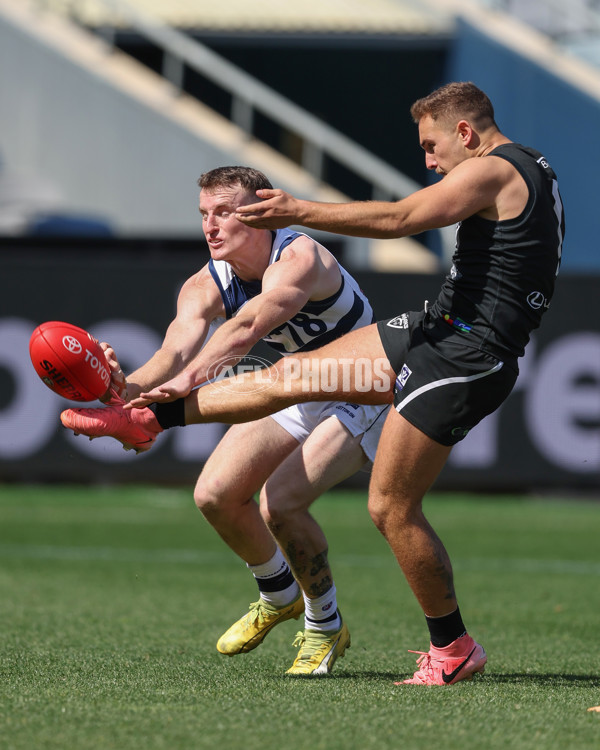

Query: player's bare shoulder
left=178, top=264, right=225, bottom=318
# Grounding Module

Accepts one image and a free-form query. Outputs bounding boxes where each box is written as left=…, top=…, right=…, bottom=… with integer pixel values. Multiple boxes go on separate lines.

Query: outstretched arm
left=234, top=188, right=411, bottom=238
left=127, top=236, right=328, bottom=408
left=108, top=266, right=224, bottom=403
left=235, top=159, right=512, bottom=238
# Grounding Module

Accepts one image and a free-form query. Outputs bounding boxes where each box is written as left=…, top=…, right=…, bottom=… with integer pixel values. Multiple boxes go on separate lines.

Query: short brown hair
left=198, top=166, right=273, bottom=193
left=410, top=82, right=497, bottom=130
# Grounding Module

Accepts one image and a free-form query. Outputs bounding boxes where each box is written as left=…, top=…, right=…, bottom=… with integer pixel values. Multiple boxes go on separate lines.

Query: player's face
left=199, top=186, right=263, bottom=261
left=418, top=114, right=467, bottom=176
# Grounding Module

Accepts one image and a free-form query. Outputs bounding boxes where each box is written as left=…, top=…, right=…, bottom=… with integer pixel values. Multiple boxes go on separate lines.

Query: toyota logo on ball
left=62, top=335, right=82, bottom=354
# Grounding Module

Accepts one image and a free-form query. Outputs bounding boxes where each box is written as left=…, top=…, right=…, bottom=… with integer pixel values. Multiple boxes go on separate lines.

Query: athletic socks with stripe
left=248, top=548, right=299, bottom=608
left=249, top=549, right=341, bottom=632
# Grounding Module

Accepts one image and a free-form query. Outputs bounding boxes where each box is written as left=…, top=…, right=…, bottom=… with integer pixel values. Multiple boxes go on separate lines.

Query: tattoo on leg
left=309, top=549, right=329, bottom=578
left=431, top=536, right=455, bottom=601
left=308, top=576, right=333, bottom=598
left=285, top=541, right=307, bottom=576
left=284, top=545, right=333, bottom=596
left=308, top=550, right=332, bottom=597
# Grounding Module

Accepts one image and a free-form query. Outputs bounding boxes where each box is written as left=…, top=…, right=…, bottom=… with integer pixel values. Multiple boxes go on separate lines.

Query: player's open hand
left=99, top=342, right=128, bottom=403
left=235, top=189, right=301, bottom=228
left=125, top=371, right=196, bottom=409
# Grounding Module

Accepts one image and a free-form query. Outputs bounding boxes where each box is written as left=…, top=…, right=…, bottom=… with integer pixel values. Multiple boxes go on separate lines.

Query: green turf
left=0, top=484, right=598, bottom=750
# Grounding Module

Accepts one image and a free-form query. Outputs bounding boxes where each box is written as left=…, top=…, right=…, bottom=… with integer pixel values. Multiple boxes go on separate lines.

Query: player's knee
left=193, top=474, right=222, bottom=516
left=368, top=489, right=422, bottom=536
left=368, top=490, right=405, bottom=533
left=259, top=484, right=297, bottom=531
left=259, top=491, right=279, bottom=530
left=367, top=492, right=387, bottom=532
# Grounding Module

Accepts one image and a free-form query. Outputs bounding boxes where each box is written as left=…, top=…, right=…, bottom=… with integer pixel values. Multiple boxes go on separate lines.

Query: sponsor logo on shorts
left=451, top=426, right=472, bottom=438
left=334, top=405, right=357, bottom=419
left=396, top=363, right=412, bottom=391
left=387, top=314, right=409, bottom=329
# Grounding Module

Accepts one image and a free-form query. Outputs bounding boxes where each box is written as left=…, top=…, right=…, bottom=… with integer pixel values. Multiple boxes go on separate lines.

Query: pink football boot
left=61, top=399, right=163, bottom=453
left=398, top=633, right=487, bottom=686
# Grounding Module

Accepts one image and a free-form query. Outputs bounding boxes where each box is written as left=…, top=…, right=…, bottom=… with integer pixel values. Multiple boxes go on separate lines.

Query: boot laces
left=408, top=649, right=435, bottom=678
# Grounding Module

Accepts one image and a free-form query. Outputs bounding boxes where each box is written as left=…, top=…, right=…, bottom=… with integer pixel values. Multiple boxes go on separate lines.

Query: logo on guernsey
left=443, top=314, right=472, bottom=334
left=396, top=363, right=412, bottom=391
left=450, top=264, right=462, bottom=280
left=527, top=291, right=548, bottom=310
left=387, top=314, right=409, bottom=329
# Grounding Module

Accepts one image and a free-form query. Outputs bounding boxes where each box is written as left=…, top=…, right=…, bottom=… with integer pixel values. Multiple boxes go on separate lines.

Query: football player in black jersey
left=225, top=81, right=564, bottom=685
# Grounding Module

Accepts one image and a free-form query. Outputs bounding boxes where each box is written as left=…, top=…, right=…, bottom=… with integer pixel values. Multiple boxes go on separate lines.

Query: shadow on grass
left=275, top=671, right=600, bottom=686
left=275, top=670, right=406, bottom=681
left=484, top=673, right=600, bottom=685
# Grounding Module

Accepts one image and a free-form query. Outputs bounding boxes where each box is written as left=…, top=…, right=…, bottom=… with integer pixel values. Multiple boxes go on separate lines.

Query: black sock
left=150, top=400, right=186, bottom=429
left=425, top=607, right=466, bottom=648
left=255, top=565, right=296, bottom=595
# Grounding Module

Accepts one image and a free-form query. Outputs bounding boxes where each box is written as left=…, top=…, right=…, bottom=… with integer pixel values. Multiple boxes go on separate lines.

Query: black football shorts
left=377, top=311, right=518, bottom=446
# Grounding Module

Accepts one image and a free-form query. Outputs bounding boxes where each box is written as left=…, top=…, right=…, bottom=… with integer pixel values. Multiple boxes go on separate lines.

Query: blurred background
left=1, top=0, right=598, bottom=491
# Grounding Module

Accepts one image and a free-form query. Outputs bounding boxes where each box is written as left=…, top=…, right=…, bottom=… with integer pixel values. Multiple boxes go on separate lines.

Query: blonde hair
left=410, top=82, right=497, bottom=130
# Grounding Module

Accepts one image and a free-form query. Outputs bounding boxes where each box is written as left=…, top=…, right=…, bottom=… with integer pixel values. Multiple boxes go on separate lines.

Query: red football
left=29, top=321, right=111, bottom=402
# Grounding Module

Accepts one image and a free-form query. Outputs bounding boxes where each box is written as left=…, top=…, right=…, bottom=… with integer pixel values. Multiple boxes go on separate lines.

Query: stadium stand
left=1, top=0, right=444, bottom=269
left=33, top=0, right=448, bottom=34
left=4, top=0, right=600, bottom=268
left=474, top=0, right=600, bottom=69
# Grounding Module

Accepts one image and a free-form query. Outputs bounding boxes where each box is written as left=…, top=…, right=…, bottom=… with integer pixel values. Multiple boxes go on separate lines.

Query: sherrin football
left=29, top=321, right=111, bottom=402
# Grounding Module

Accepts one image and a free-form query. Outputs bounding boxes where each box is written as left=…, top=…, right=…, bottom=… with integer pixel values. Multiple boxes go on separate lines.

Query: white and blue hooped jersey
left=208, top=228, right=375, bottom=354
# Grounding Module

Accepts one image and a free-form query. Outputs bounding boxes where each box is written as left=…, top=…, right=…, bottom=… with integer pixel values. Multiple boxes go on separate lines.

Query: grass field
left=0, top=484, right=599, bottom=750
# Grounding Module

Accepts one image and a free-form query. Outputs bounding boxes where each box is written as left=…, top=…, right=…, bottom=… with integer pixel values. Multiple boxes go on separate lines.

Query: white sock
left=248, top=548, right=299, bottom=608
left=304, top=584, right=341, bottom=632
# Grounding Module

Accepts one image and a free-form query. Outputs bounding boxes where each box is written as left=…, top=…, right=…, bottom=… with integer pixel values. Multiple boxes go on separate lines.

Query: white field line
left=0, top=543, right=598, bottom=576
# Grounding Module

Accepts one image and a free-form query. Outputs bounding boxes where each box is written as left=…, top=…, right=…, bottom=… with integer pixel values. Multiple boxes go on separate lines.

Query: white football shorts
left=270, top=400, right=389, bottom=464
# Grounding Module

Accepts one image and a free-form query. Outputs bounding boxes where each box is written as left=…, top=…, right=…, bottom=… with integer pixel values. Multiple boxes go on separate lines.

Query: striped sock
left=304, top=585, right=341, bottom=632
left=248, top=548, right=299, bottom=608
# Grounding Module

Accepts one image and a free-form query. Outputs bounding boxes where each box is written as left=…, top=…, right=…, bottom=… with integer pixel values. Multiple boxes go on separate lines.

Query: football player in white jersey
left=62, top=166, right=390, bottom=676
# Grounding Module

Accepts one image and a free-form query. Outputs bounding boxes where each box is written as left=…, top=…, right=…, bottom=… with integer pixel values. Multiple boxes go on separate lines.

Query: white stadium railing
left=32, top=0, right=424, bottom=202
